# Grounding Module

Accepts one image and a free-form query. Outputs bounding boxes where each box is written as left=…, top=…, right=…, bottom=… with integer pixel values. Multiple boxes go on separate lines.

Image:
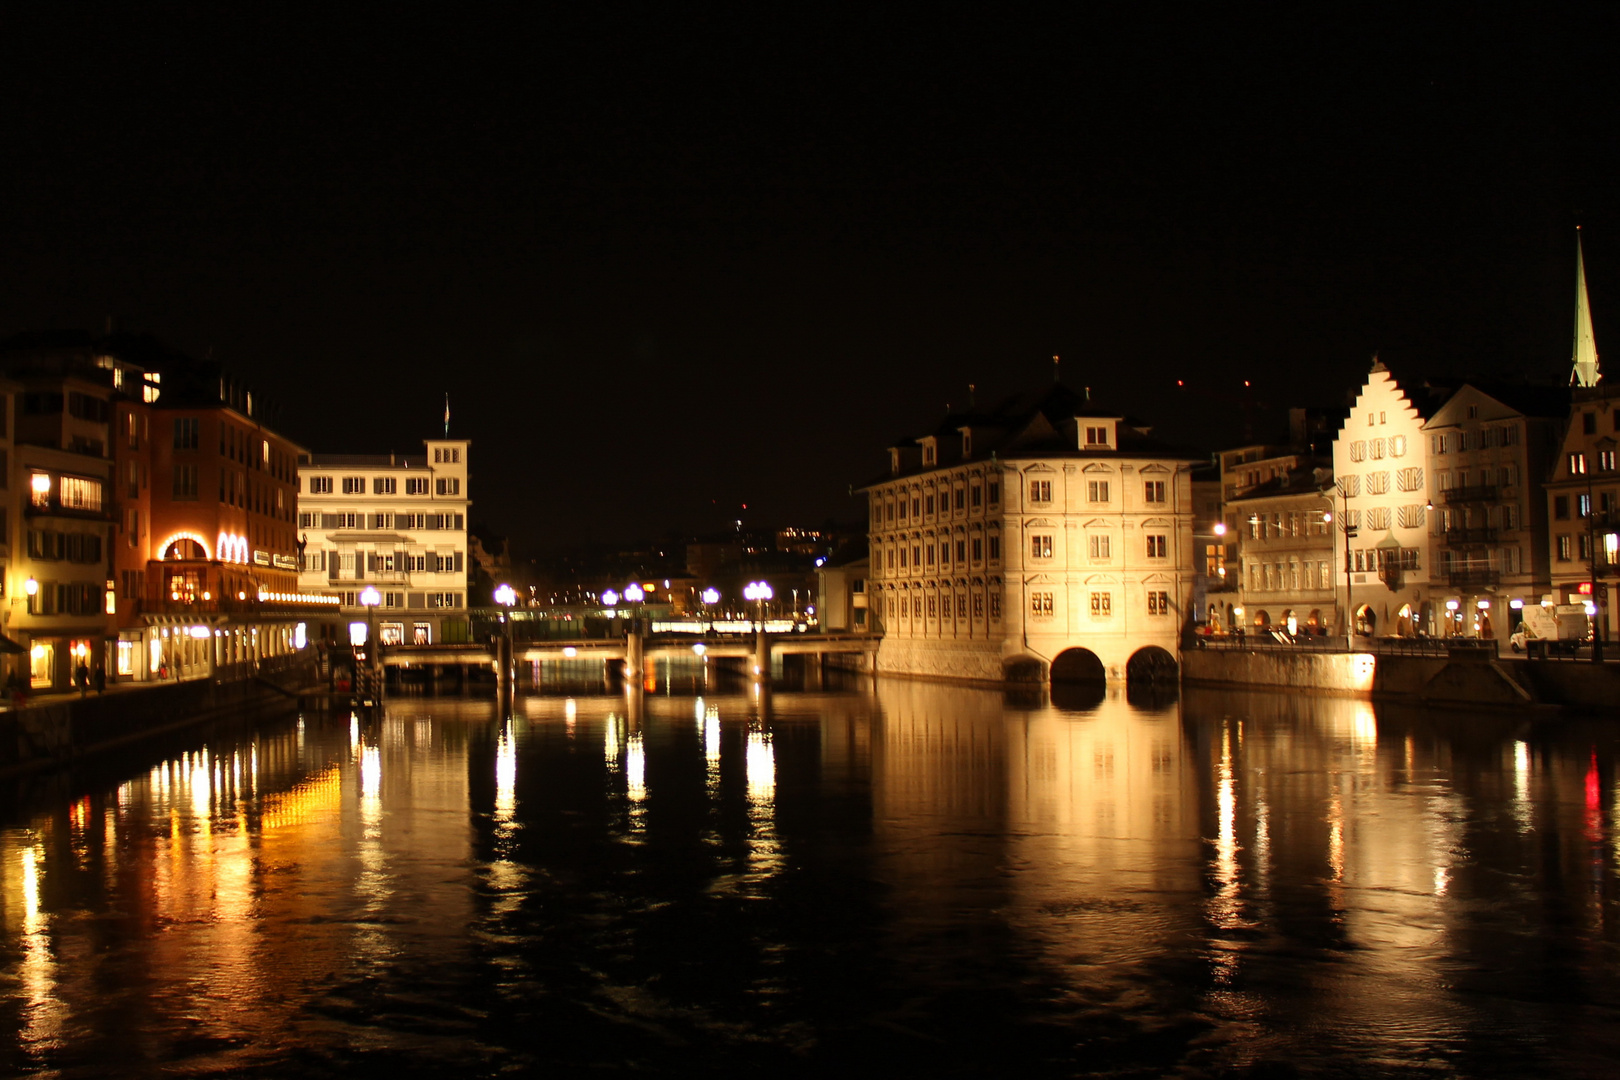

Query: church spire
left=1572, top=228, right=1601, bottom=387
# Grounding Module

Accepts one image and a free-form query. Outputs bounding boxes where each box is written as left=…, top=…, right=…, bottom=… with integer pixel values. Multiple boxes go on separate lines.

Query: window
left=1397, top=467, right=1424, bottom=492
left=310, top=476, right=333, bottom=494
left=59, top=476, right=103, bottom=511
left=173, top=464, right=198, bottom=500
left=333, top=512, right=359, bottom=529
left=926, top=595, right=937, bottom=617
left=1370, top=438, right=1385, bottom=459
left=925, top=494, right=935, bottom=515
left=1584, top=412, right=1598, bottom=434
left=954, top=488, right=965, bottom=510
left=1089, top=591, right=1112, bottom=617
left=1432, top=433, right=1448, bottom=455
left=971, top=485, right=982, bottom=508
left=374, top=477, right=396, bottom=494
left=1391, top=435, right=1407, bottom=457
left=1031, top=534, right=1054, bottom=559
left=342, top=476, right=365, bottom=494
left=1146, top=534, right=1166, bottom=558
left=1028, top=479, right=1052, bottom=503
left=1554, top=495, right=1570, bottom=520
left=1397, top=504, right=1426, bottom=528
left=1030, top=591, right=1054, bottom=616
left=955, top=540, right=966, bottom=562
left=957, top=595, right=968, bottom=618
left=437, top=477, right=461, bottom=496
left=988, top=482, right=1000, bottom=505
left=925, top=543, right=935, bottom=566
left=1502, top=504, right=1518, bottom=531
left=406, top=477, right=430, bottom=495
left=173, top=417, right=198, bottom=450
left=972, top=537, right=983, bottom=561
left=1144, top=480, right=1165, bottom=503
left=1147, top=590, right=1170, bottom=615
left=1366, top=471, right=1390, bottom=494
left=1367, top=507, right=1391, bottom=530
left=1578, top=493, right=1591, bottom=518
left=1087, top=480, right=1110, bottom=503
left=1084, top=425, right=1110, bottom=446
left=1570, top=453, right=1588, bottom=475
left=1350, top=441, right=1366, bottom=462
left=1602, top=450, right=1618, bottom=472
left=988, top=535, right=1000, bottom=560
left=1556, top=535, right=1572, bottom=561
left=989, top=594, right=1001, bottom=620
left=1089, top=535, right=1111, bottom=559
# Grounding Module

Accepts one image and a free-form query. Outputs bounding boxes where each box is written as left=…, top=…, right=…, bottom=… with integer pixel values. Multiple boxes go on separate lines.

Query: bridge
left=373, top=629, right=880, bottom=691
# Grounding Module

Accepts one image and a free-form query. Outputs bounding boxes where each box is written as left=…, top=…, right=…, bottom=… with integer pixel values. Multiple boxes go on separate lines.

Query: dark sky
left=3, top=8, right=1616, bottom=552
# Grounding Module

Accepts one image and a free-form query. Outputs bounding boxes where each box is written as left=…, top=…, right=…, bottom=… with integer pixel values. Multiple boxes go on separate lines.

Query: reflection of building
left=863, top=384, right=1199, bottom=684
left=297, top=440, right=471, bottom=645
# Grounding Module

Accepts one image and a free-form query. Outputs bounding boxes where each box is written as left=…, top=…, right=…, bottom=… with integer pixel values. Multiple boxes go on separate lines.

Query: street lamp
left=359, top=586, right=381, bottom=691
left=744, top=580, right=773, bottom=631
left=700, top=586, right=720, bottom=632
left=494, top=583, right=517, bottom=608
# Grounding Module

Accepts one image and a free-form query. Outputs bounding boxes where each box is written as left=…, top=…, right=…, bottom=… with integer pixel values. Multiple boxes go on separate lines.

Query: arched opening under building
left=1049, top=648, right=1105, bottom=685
left=1307, top=609, right=1323, bottom=633
left=1282, top=608, right=1297, bottom=635
left=1395, top=603, right=1414, bottom=637
left=1003, top=655, right=1047, bottom=684
left=1355, top=604, right=1377, bottom=635
left=1251, top=610, right=1271, bottom=628
left=1126, top=645, right=1178, bottom=686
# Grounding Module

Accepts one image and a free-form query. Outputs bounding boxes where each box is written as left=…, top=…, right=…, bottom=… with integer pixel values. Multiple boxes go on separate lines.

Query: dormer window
left=890, top=448, right=902, bottom=474
left=921, top=439, right=937, bottom=466
left=1082, top=421, right=1117, bottom=449
left=961, top=430, right=972, bottom=457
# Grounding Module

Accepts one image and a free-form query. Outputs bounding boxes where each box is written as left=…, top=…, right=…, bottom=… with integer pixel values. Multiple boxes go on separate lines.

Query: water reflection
left=2, top=685, right=1619, bottom=1076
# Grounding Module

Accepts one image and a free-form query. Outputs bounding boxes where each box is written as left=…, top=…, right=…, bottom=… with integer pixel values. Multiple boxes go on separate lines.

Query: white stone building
left=1331, top=361, right=1433, bottom=636
left=863, top=384, right=1200, bottom=686
left=297, top=439, right=471, bottom=644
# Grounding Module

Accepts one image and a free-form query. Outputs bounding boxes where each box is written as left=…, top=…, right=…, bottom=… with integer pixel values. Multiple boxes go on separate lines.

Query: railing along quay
left=1200, top=635, right=1501, bottom=659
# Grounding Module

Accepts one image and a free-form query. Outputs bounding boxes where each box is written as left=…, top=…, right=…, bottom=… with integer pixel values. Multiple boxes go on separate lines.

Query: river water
left=3, top=674, right=1619, bottom=1077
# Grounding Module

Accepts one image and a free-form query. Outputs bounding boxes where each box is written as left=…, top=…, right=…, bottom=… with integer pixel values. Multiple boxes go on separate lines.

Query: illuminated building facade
left=1421, top=383, right=1564, bottom=638
left=1228, top=470, right=1338, bottom=636
left=1331, top=361, right=1433, bottom=636
left=296, top=440, right=471, bottom=644
left=0, top=351, right=119, bottom=689
left=864, top=384, right=1199, bottom=685
left=2, top=333, right=318, bottom=689
left=1546, top=384, right=1620, bottom=641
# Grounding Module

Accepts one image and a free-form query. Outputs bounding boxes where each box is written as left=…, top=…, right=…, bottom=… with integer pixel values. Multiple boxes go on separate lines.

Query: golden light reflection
left=604, top=713, right=620, bottom=763
left=627, top=733, right=647, bottom=802
left=746, top=729, right=775, bottom=803
left=361, top=745, right=382, bottom=803
left=17, top=842, right=64, bottom=1052
left=1513, top=740, right=1531, bottom=834
left=495, top=719, right=517, bottom=824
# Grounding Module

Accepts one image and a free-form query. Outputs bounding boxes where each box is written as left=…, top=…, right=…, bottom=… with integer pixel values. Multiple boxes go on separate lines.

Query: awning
left=0, top=633, right=26, bottom=655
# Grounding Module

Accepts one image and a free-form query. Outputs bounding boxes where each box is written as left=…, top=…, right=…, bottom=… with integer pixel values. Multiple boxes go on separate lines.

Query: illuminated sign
left=253, top=550, right=271, bottom=566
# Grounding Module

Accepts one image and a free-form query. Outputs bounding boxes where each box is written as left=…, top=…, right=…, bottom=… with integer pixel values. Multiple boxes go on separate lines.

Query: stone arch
left=1126, top=645, right=1178, bottom=685
left=164, top=537, right=207, bottom=560
left=1049, top=647, right=1106, bottom=684
left=1252, top=609, right=1271, bottom=628
left=1002, top=655, right=1047, bottom=683
left=1355, top=604, right=1377, bottom=635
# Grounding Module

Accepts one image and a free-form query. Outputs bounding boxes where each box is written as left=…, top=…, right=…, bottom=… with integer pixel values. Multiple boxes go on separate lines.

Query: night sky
left=3, top=9, right=1615, bottom=552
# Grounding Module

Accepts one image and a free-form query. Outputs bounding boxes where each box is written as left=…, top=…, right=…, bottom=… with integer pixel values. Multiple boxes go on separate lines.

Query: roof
left=867, top=382, right=1202, bottom=487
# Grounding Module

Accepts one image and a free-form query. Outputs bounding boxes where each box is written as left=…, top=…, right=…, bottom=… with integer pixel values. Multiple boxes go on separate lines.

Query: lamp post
left=359, top=586, right=381, bottom=699
left=494, top=583, right=517, bottom=696
left=624, top=582, right=645, bottom=632
left=1317, top=486, right=1357, bottom=646
left=701, top=587, right=720, bottom=632
left=744, top=580, right=773, bottom=632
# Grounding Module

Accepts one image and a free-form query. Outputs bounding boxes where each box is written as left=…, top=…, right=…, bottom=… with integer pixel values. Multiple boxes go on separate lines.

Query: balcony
left=327, top=568, right=413, bottom=584
left=1442, top=566, right=1499, bottom=589
left=1441, top=527, right=1499, bottom=546
left=1443, top=484, right=1499, bottom=505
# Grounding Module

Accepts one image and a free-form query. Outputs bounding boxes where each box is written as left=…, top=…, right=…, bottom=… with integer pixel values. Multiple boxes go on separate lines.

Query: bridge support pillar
left=753, top=630, right=770, bottom=682
left=626, top=629, right=645, bottom=682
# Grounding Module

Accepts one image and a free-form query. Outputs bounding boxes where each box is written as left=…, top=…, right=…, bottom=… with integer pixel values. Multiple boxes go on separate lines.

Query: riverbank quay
left=0, top=653, right=323, bottom=779
left=1183, top=638, right=1620, bottom=714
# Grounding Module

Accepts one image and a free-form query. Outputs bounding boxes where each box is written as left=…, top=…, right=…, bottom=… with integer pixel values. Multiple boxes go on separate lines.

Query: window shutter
left=453, top=552, right=463, bottom=573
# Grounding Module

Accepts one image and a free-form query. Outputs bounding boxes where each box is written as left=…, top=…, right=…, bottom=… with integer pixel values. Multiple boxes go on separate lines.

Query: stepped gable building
left=1, top=332, right=314, bottom=691
left=863, top=383, right=1201, bottom=686
left=296, top=439, right=471, bottom=645
left=1332, top=360, right=1435, bottom=636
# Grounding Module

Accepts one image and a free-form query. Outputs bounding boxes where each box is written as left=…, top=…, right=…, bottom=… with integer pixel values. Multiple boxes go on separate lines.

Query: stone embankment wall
left=1183, top=648, right=1620, bottom=713
left=875, top=638, right=1007, bottom=686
